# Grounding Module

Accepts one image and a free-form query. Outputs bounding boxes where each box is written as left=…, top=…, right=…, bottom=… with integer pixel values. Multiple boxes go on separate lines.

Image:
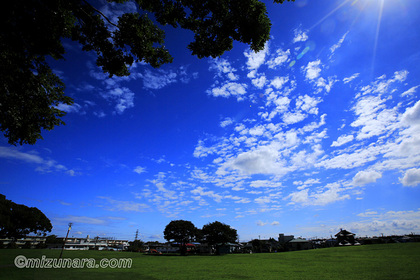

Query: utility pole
left=59, top=223, right=72, bottom=259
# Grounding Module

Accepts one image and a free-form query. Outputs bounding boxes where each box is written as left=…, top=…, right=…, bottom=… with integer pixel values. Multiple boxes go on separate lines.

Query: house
left=278, top=234, right=295, bottom=251
left=217, top=242, right=241, bottom=254
left=287, top=238, right=311, bottom=251
left=335, top=229, right=359, bottom=246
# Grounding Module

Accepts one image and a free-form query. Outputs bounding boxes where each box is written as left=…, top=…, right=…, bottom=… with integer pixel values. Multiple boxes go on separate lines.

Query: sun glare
left=310, top=0, right=393, bottom=77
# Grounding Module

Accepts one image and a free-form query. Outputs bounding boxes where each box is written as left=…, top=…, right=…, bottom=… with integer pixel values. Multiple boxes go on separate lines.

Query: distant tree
left=251, top=239, right=263, bottom=253
left=0, top=194, right=52, bottom=240
left=164, top=220, right=198, bottom=255
left=128, top=239, right=144, bottom=252
left=201, top=221, right=238, bottom=254
left=45, top=234, right=63, bottom=245
left=1, top=0, right=294, bottom=145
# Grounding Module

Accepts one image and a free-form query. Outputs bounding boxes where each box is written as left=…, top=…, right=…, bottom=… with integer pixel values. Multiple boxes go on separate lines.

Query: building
left=287, top=238, right=311, bottom=251
left=279, top=234, right=294, bottom=244
left=51, top=236, right=129, bottom=251
left=335, top=229, right=359, bottom=246
left=0, top=236, right=46, bottom=248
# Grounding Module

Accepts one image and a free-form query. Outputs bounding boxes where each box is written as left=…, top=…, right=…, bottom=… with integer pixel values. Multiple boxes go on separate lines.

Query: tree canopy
left=201, top=221, right=238, bottom=246
left=128, top=239, right=144, bottom=252
left=163, top=220, right=197, bottom=243
left=0, top=0, right=293, bottom=145
left=0, top=194, right=52, bottom=239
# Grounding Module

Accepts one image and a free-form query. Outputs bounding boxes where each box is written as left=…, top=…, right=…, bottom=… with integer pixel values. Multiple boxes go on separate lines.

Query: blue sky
left=1, top=0, right=420, bottom=241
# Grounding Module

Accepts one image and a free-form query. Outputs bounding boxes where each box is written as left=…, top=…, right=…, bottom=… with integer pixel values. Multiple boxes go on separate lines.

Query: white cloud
left=193, top=140, right=216, bottom=158
left=303, top=209, right=420, bottom=237
left=270, top=76, right=289, bottom=89
left=330, top=31, right=349, bottom=55
left=256, top=220, right=268, bottom=226
left=218, top=144, right=289, bottom=176
left=104, top=87, right=134, bottom=114
left=133, top=166, right=146, bottom=174
left=282, top=111, right=307, bottom=124
left=352, top=170, right=382, bottom=186
left=393, top=70, right=408, bottom=82
left=208, top=82, right=247, bottom=100
left=315, top=77, right=337, bottom=93
left=142, top=70, right=177, bottom=89
left=316, top=145, right=380, bottom=170
left=303, top=60, right=322, bottom=80
left=267, top=48, right=290, bottom=69
left=244, top=44, right=269, bottom=71
left=351, top=95, right=398, bottom=140
left=209, top=58, right=238, bottom=81
left=293, top=28, right=308, bottom=43
left=98, top=196, right=150, bottom=212
left=271, top=221, right=280, bottom=226
left=0, top=146, right=69, bottom=174
left=54, top=215, right=107, bottom=225
left=287, top=183, right=350, bottom=206
left=401, top=168, right=420, bottom=187
left=343, top=73, right=360, bottom=84
left=66, top=170, right=76, bottom=176
left=296, top=95, right=321, bottom=115
left=401, top=85, right=419, bottom=97
left=220, top=117, right=234, bottom=128
left=149, top=173, right=177, bottom=200
left=55, top=103, right=83, bottom=114
left=191, top=187, right=223, bottom=203
left=250, top=180, right=283, bottom=188
left=331, top=134, right=354, bottom=147
left=251, top=74, right=267, bottom=89
left=401, top=100, right=420, bottom=126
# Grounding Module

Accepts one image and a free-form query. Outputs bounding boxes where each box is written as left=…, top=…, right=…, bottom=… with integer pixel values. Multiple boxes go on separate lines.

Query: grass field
left=1, top=243, right=419, bottom=280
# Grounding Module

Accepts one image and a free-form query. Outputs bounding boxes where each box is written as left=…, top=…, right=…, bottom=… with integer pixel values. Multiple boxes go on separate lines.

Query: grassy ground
left=0, top=243, right=419, bottom=280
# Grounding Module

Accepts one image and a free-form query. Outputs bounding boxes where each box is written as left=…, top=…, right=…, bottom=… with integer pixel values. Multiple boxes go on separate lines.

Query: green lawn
left=1, top=243, right=419, bottom=279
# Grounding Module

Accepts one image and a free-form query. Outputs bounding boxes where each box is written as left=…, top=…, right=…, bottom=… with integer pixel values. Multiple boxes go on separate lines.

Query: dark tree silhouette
left=0, top=194, right=52, bottom=239
left=164, top=220, right=198, bottom=255
left=201, top=221, right=237, bottom=254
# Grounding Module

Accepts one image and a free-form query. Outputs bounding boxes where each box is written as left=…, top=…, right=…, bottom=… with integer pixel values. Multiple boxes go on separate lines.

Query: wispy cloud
left=343, top=73, right=360, bottom=84
left=331, top=134, right=354, bottom=147
left=98, top=196, right=150, bottom=212
left=133, top=166, right=146, bottom=174
left=401, top=85, right=419, bottom=97
left=330, top=31, right=349, bottom=56
left=0, top=146, right=74, bottom=174
left=54, top=215, right=107, bottom=225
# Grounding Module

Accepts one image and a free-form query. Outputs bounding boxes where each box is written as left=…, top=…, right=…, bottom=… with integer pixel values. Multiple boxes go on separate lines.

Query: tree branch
left=82, top=0, right=118, bottom=28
